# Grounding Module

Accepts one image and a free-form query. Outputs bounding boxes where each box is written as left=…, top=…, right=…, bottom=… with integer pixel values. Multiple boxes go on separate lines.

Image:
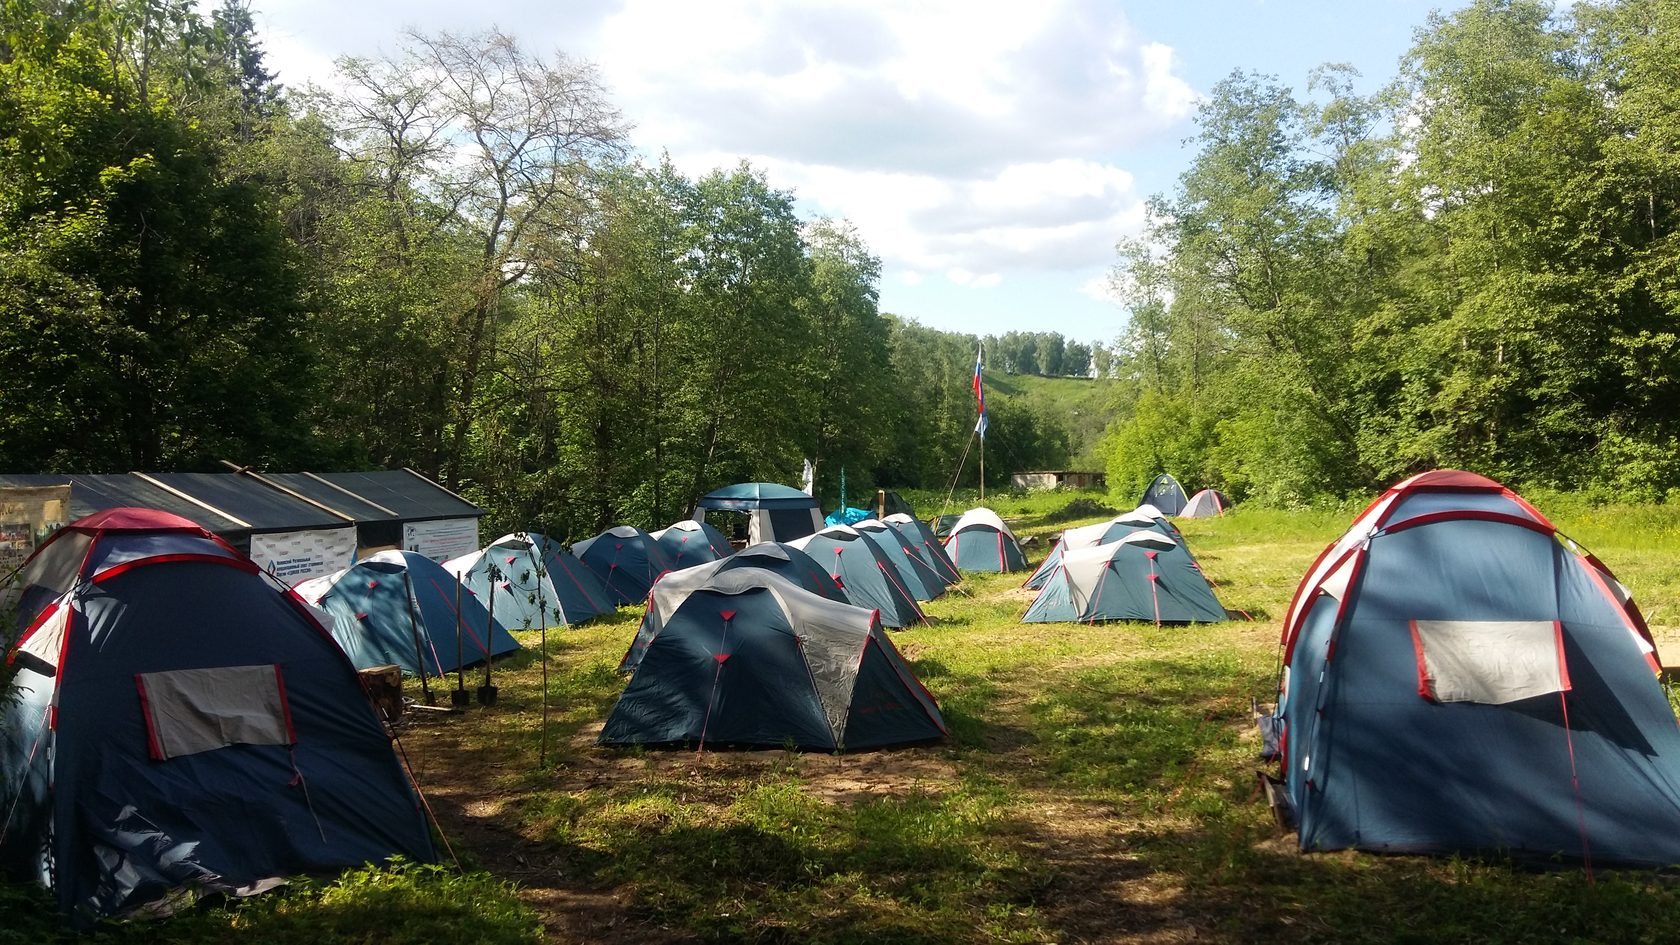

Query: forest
left=1099, top=0, right=1680, bottom=506
left=0, top=0, right=1097, bottom=538
left=3, top=0, right=1679, bottom=538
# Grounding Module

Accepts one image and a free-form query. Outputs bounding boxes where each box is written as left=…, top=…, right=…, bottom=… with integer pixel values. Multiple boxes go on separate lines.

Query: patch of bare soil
left=397, top=714, right=697, bottom=945
left=1023, top=801, right=1201, bottom=945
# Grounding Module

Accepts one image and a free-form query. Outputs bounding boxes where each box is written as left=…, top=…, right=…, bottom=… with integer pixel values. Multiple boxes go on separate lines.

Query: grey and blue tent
left=854, top=518, right=950, bottom=600
left=445, top=532, right=614, bottom=628
left=696, top=482, right=823, bottom=544
left=0, top=509, right=434, bottom=923
left=790, top=525, right=926, bottom=628
left=883, top=513, right=961, bottom=585
left=600, top=569, right=947, bottom=751
left=1140, top=474, right=1188, bottom=516
left=1181, top=488, right=1231, bottom=518
left=943, top=507, right=1027, bottom=573
left=1022, top=531, right=1224, bottom=624
left=1269, top=470, right=1680, bottom=865
left=618, top=547, right=851, bottom=673
left=651, top=519, right=735, bottom=570
left=572, top=525, right=677, bottom=606
left=294, top=550, right=518, bottom=675
left=1023, top=506, right=1185, bottom=591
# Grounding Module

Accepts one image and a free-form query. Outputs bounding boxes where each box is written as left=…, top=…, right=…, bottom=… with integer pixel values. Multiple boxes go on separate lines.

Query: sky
left=251, top=0, right=1467, bottom=345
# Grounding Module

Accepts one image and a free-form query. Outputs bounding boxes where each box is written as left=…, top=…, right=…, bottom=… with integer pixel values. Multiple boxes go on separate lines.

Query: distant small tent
left=943, top=507, right=1027, bottom=573
left=1181, top=489, right=1231, bottom=519
left=696, top=482, right=823, bottom=544
left=1269, top=469, right=1680, bottom=865
left=619, top=545, right=850, bottom=673
left=445, top=532, right=615, bottom=628
left=600, top=570, right=948, bottom=751
left=883, top=513, right=962, bottom=585
left=1140, top=474, right=1189, bottom=516
left=295, top=550, right=519, bottom=675
left=651, top=519, right=735, bottom=570
left=1023, top=531, right=1224, bottom=624
left=572, top=525, right=677, bottom=606
left=853, top=518, right=950, bottom=600
left=0, top=509, right=434, bottom=922
left=789, top=525, right=926, bottom=627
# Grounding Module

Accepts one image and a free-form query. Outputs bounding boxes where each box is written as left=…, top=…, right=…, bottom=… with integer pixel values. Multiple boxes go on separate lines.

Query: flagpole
left=979, top=436, right=985, bottom=502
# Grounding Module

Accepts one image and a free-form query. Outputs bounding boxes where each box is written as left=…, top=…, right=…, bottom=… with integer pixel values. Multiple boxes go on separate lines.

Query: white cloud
left=253, top=0, right=1198, bottom=332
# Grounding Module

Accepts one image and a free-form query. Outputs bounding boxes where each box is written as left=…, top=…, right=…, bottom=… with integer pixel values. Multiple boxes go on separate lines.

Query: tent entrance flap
left=1411, top=619, right=1570, bottom=704
left=136, top=664, right=296, bottom=760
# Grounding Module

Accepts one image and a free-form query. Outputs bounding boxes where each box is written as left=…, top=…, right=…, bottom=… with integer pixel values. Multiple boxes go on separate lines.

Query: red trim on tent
left=1378, top=509, right=1556, bottom=538
left=1574, top=549, right=1660, bottom=670
left=94, top=553, right=259, bottom=584
left=134, top=673, right=166, bottom=760
left=1409, top=620, right=1434, bottom=700
left=274, top=664, right=299, bottom=743
left=1553, top=620, right=1573, bottom=692
left=10, top=602, right=63, bottom=662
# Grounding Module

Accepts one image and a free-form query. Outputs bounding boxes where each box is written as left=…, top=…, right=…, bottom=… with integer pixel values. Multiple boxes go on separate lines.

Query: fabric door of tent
left=651, top=519, right=735, bottom=570
left=854, top=519, right=950, bottom=600
left=883, top=513, right=962, bottom=585
left=1181, top=489, right=1230, bottom=518
left=600, top=570, right=947, bottom=751
left=789, top=526, right=926, bottom=627
left=1023, top=532, right=1224, bottom=624
left=1140, top=474, right=1189, bottom=516
left=619, top=545, right=850, bottom=673
left=295, top=550, right=518, bottom=675
left=445, top=533, right=615, bottom=629
left=571, top=526, right=677, bottom=606
left=1271, top=470, right=1680, bottom=866
left=943, top=507, right=1028, bottom=573
left=0, top=509, right=434, bottom=923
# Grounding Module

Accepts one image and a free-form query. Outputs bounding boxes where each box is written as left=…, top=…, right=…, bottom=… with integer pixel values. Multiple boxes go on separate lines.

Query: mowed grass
left=10, top=493, right=1680, bottom=942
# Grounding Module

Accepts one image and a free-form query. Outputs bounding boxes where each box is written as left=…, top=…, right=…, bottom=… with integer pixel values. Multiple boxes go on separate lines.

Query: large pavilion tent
left=695, top=482, right=823, bottom=544
left=444, top=532, right=615, bottom=629
left=1022, top=531, right=1225, bottom=625
left=943, top=507, right=1028, bottom=573
left=853, top=518, right=951, bottom=600
left=651, top=519, right=735, bottom=570
left=600, top=569, right=947, bottom=751
left=0, top=510, right=433, bottom=922
left=295, top=549, right=518, bottom=676
left=789, top=525, right=926, bottom=628
left=883, top=513, right=961, bottom=585
left=572, top=525, right=678, bottom=606
left=1268, top=469, right=1680, bottom=865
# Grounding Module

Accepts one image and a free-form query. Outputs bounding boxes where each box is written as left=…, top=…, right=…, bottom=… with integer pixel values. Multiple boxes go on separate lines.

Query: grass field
left=8, top=492, right=1680, bottom=943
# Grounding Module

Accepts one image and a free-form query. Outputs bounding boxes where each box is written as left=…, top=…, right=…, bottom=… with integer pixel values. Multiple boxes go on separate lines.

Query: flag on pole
left=972, top=344, right=988, bottom=438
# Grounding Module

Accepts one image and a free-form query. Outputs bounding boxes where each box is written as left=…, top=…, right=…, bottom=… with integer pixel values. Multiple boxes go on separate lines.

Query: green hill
left=983, top=371, right=1113, bottom=469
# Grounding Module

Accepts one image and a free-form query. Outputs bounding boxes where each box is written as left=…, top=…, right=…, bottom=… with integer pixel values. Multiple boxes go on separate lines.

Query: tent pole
left=479, top=562, right=498, bottom=705
left=533, top=544, right=550, bottom=767
left=453, top=577, right=469, bottom=707
left=401, top=568, right=435, bottom=705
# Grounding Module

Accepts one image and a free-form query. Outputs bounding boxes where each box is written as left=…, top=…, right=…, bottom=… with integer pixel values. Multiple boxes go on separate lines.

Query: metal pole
left=479, top=562, right=499, bottom=705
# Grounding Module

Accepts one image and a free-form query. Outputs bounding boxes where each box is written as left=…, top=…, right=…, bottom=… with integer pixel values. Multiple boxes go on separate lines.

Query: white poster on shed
left=250, top=527, right=358, bottom=585
left=403, top=518, right=480, bottom=562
